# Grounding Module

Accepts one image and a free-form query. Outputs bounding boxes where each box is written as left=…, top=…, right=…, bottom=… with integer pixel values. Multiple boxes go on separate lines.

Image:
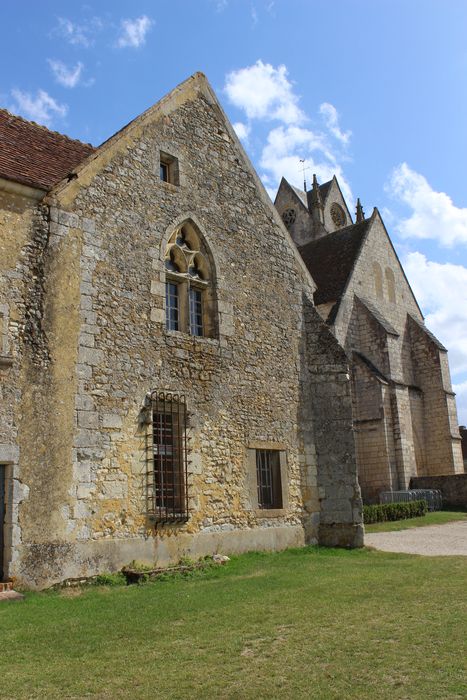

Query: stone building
left=0, top=73, right=363, bottom=589
left=275, top=176, right=464, bottom=503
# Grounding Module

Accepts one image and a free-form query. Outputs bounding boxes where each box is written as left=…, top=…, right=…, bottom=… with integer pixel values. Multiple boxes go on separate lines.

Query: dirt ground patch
left=365, top=520, right=467, bottom=555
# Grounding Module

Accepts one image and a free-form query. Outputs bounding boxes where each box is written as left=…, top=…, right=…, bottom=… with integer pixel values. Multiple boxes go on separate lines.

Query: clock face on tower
left=330, top=203, right=346, bottom=228
left=281, top=208, right=296, bottom=229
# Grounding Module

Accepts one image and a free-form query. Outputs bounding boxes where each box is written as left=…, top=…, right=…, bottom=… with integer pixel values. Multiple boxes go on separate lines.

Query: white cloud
left=10, top=89, right=67, bottom=127
left=259, top=125, right=353, bottom=203
left=233, top=121, right=250, bottom=142
left=388, top=163, right=467, bottom=246
left=54, top=17, right=102, bottom=47
left=48, top=60, right=84, bottom=88
left=117, top=16, right=153, bottom=48
left=319, top=102, right=351, bottom=145
left=453, top=380, right=467, bottom=426
left=403, top=252, right=467, bottom=382
left=225, top=60, right=305, bottom=124
left=251, top=6, right=258, bottom=25
left=224, top=61, right=353, bottom=203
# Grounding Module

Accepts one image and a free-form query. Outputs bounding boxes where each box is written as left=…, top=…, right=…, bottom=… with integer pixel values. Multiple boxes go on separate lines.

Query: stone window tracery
left=164, top=221, right=216, bottom=338
left=281, top=208, right=296, bottom=229
left=330, top=203, right=347, bottom=228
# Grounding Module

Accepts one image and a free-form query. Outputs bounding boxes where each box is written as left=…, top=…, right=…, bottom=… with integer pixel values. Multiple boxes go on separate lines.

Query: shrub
left=363, top=499, right=428, bottom=524
left=92, top=572, right=126, bottom=586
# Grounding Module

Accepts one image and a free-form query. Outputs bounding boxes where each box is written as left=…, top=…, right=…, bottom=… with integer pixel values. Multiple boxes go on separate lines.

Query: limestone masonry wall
left=4, top=76, right=362, bottom=588
left=334, top=212, right=463, bottom=500
left=410, top=474, right=467, bottom=507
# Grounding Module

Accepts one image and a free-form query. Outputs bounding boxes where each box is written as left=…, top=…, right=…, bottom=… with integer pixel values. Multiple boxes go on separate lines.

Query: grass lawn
left=1, top=547, right=466, bottom=700
left=365, top=509, right=467, bottom=533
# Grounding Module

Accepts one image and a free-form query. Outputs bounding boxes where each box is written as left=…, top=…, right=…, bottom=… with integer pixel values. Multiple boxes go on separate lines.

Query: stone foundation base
left=13, top=524, right=306, bottom=589
left=318, top=523, right=364, bottom=548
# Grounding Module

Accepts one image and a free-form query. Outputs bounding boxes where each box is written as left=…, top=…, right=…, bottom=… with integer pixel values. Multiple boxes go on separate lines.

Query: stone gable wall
left=322, top=179, right=352, bottom=233
left=334, top=215, right=463, bottom=497
left=0, top=186, right=46, bottom=579
left=7, top=82, right=362, bottom=587
left=274, top=183, right=312, bottom=248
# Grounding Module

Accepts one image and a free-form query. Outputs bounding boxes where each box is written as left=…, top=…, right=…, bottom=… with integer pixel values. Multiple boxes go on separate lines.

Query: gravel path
left=365, top=520, right=467, bottom=556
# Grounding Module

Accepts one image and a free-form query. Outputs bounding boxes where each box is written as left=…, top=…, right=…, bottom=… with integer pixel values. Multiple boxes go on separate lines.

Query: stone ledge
left=0, top=590, right=25, bottom=602
left=0, top=354, right=13, bottom=368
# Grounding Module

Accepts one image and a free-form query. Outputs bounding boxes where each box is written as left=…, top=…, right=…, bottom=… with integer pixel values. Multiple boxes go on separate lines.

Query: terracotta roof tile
left=0, top=109, right=95, bottom=191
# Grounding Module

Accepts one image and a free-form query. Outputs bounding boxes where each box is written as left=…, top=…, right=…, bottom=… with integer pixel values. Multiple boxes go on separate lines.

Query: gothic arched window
left=164, top=221, right=216, bottom=337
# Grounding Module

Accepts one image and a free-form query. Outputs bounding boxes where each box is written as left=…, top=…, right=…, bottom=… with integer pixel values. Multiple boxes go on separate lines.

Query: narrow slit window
left=189, top=287, right=203, bottom=337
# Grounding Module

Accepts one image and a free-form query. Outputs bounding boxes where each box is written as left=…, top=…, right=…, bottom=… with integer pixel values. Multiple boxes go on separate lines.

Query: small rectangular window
left=160, top=162, right=169, bottom=182
left=189, top=287, right=203, bottom=337
left=166, top=282, right=179, bottom=331
left=256, top=450, right=283, bottom=509
left=149, top=392, right=188, bottom=523
left=159, top=152, right=179, bottom=186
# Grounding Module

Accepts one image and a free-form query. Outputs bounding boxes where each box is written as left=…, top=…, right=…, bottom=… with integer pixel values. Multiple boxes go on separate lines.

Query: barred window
left=256, top=450, right=283, bottom=509
left=147, top=391, right=188, bottom=523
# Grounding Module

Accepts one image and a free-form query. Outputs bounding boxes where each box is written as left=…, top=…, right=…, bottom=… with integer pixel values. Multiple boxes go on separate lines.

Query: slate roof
left=0, top=109, right=95, bottom=191
left=282, top=179, right=333, bottom=211
left=318, top=179, right=332, bottom=203
left=353, top=351, right=389, bottom=384
left=291, top=183, right=308, bottom=208
left=298, top=218, right=371, bottom=306
left=408, top=313, right=447, bottom=351
left=356, top=296, right=399, bottom=337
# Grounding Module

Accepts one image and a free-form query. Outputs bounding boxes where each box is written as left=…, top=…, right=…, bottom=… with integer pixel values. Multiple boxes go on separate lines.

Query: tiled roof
left=298, top=218, right=371, bottom=306
left=0, top=109, right=95, bottom=191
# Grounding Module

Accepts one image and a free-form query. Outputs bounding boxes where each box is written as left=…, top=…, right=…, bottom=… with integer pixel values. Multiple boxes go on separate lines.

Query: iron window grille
left=256, top=449, right=283, bottom=509
left=146, top=391, right=189, bottom=523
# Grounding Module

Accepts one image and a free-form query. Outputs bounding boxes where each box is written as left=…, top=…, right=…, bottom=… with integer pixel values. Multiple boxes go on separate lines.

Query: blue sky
left=2, top=0, right=467, bottom=422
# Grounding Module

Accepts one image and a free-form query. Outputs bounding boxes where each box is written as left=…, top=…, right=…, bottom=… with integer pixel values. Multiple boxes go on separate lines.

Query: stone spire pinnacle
left=355, top=198, right=365, bottom=223
left=309, top=173, right=324, bottom=225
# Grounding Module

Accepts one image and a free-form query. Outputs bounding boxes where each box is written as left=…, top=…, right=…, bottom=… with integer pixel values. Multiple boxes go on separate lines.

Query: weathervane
left=299, top=159, right=310, bottom=192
